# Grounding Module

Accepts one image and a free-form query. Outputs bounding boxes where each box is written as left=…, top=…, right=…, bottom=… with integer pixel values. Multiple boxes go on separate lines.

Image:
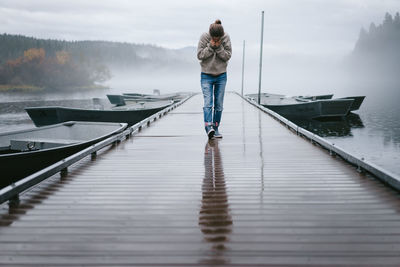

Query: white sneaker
left=214, top=127, right=223, bottom=138
left=205, top=126, right=215, bottom=139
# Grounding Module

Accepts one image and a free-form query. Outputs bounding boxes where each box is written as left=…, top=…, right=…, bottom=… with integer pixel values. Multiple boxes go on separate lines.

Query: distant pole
left=258, top=11, right=265, bottom=105
left=241, top=40, right=246, bottom=96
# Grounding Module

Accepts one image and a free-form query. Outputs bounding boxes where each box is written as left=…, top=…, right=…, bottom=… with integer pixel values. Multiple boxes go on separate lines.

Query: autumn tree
left=0, top=47, right=111, bottom=90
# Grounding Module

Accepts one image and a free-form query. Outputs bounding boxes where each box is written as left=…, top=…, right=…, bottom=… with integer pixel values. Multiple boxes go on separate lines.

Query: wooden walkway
left=1, top=93, right=400, bottom=266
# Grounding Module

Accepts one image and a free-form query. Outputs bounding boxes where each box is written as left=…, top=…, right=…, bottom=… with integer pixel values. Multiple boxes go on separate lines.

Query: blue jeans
left=201, top=72, right=227, bottom=127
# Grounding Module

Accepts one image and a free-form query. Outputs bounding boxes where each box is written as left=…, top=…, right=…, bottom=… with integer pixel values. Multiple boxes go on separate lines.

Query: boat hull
left=339, top=96, right=365, bottom=111
left=300, top=95, right=365, bottom=112
left=1, top=142, right=91, bottom=189
left=25, top=105, right=169, bottom=127
left=0, top=122, right=126, bottom=189
left=263, top=99, right=353, bottom=119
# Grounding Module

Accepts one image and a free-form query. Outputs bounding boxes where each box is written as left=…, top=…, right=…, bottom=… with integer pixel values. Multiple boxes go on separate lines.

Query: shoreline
left=0, top=84, right=109, bottom=93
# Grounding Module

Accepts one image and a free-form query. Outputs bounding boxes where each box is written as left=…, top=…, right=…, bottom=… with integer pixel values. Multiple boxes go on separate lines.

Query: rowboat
left=0, top=121, right=127, bottom=189
left=25, top=100, right=173, bottom=127
left=247, top=93, right=354, bottom=119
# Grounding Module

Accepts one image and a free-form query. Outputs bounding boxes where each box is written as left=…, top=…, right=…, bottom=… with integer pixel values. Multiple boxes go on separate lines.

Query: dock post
left=8, top=194, right=20, bottom=208
left=241, top=40, right=246, bottom=96
left=258, top=11, right=265, bottom=105
left=60, top=167, right=68, bottom=177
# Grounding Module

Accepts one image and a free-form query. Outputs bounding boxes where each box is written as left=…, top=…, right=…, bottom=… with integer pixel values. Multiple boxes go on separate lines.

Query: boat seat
left=10, top=138, right=84, bottom=152
left=294, top=97, right=311, bottom=102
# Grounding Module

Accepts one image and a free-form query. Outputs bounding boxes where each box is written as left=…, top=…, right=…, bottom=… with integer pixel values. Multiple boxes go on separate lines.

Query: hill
left=0, top=34, right=197, bottom=91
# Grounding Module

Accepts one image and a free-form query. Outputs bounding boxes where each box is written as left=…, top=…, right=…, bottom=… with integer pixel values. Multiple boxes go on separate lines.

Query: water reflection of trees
left=199, top=140, right=232, bottom=265
left=290, top=113, right=364, bottom=137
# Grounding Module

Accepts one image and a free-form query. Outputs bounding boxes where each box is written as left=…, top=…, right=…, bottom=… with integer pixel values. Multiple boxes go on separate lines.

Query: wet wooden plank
left=1, top=93, right=400, bottom=266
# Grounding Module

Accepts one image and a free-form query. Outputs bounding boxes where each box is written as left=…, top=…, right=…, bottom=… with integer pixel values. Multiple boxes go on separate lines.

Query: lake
left=289, top=88, right=400, bottom=176
left=0, top=87, right=399, bottom=177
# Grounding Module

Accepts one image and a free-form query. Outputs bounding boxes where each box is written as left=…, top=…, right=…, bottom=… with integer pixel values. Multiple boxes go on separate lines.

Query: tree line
left=0, top=34, right=194, bottom=70
left=0, top=34, right=195, bottom=90
left=351, top=12, right=400, bottom=83
left=354, top=12, right=400, bottom=53
left=0, top=47, right=110, bottom=90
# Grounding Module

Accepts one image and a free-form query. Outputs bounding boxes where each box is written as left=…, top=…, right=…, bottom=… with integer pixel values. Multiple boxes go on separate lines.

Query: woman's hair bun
left=209, top=19, right=224, bottom=37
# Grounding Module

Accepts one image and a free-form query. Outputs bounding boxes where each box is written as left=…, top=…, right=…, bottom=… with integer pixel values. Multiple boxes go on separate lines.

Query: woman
left=197, top=19, right=232, bottom=139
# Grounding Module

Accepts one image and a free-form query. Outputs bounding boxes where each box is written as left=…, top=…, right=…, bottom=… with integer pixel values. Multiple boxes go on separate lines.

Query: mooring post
left=60, top=167, right=68, bottom=177
left=8, top=194, right=20, bottom=208
left=241, top=40, right=246, bottom=96
left=258, top=11, right=265, bottom=105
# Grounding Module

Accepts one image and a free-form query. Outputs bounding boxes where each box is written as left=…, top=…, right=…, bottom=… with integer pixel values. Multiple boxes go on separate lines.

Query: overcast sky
left=1, top=0, right=399, bottom=58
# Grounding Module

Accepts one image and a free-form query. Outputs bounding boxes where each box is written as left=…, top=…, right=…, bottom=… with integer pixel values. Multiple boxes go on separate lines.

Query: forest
left=0, top=34, right=194, bottom=91
left=0, top=47, right=110, bottom=90
left=350, top=12, right=400, bottom=84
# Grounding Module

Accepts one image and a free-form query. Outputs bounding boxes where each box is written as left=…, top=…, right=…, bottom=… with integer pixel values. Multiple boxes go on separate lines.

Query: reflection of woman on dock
left=197, top=20, right=232, bottom=139
left=199, top=140, right=232, bottom=264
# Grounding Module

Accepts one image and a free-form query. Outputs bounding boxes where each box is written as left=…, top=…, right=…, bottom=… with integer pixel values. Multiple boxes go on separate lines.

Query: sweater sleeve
left=197, top=34, right=214, bottom=60
left=215, top=35, right=232, bottom=62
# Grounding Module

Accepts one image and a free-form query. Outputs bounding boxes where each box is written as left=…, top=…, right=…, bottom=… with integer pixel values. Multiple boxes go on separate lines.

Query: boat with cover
left=25, top=100, right=173, bottom=127
left=246, top=93, right=354, bottom=119
left=0, top=121, right=127, bottom=189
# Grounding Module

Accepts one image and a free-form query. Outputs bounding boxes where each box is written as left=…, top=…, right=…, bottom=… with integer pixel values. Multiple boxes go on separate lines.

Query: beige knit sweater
left=197, top=32, right=232, bottom=75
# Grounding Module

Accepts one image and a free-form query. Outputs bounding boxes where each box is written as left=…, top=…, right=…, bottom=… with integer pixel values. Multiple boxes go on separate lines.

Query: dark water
left=0, top=89, right=399, bottom=176
left=289, top=91, right=400, bottom=176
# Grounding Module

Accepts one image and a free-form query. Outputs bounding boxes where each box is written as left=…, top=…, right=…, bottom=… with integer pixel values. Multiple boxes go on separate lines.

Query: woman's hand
left=210, top=38, right=221, bottom=48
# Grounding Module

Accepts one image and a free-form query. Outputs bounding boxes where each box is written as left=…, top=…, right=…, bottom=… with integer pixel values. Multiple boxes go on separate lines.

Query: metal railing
left=0, top=94, right=194, bottom=205
left=237, top=92, right=400, bottom=192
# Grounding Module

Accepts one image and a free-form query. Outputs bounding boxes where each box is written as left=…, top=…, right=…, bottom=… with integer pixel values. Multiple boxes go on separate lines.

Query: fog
left=1, top=0, right=399, bottom=99
left=105, top=47, right=356, bottom=98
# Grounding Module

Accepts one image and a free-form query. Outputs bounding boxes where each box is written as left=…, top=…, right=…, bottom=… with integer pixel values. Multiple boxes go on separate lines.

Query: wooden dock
left=1, top=93, right=400, bottom=266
